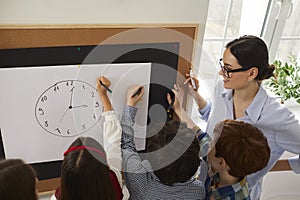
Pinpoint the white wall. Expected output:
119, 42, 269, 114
0, 0, 208, 25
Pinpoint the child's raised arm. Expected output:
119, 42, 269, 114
96, 76, 113, 112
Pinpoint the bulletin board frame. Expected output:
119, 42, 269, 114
0, 24, 198, 193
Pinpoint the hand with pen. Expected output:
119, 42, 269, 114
167, 84, 184, 114
167, 84, 196, 128
127, 85, 144, 107
184, 73, 199, 98
96, 76, 113, 112
184, 73, 207, 110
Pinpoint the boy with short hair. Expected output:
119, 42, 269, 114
121, 85, 206, 200
205, 119, 270, 200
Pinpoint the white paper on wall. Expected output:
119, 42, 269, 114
0, 63, 151, 163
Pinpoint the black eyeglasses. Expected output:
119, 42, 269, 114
219, 59, 253, 78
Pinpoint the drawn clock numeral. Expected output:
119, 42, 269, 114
55, 128, 61, 134
35, 80, 103, 137
41, 95, 47, 102
38, 108, 44, 115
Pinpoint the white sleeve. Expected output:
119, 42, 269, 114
50, 194, 57, 200
275, 111, 300, 174
102, 111, 122, 180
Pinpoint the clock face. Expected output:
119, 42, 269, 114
35, 80, 103, 137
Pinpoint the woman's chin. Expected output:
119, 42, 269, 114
222, 79, 231, 89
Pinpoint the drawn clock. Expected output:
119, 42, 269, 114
35, 80, 103, 137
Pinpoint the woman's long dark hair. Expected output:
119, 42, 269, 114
59, 137, 116, 200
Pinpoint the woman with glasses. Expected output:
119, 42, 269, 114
185, 35, 300, 200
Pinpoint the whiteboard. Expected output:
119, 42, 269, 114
0, 63, 151, 163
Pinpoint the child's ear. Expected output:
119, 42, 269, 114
219, 157, 227, 170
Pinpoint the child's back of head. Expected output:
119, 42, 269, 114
0, 159, 37, 200
212, 119, 270, 177
146, 120, 200, 185
60, 137, 117, 200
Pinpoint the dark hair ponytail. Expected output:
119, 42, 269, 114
226, 35, 275, 80
260, 64, 275, 80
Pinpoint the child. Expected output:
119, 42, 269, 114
0, 159, 38, 200
205, 120, 270, 200
120, 85, 206, 200
167, 85, 270, 200
52, 76, 128, 200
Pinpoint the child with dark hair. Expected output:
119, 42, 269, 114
121, 85, 205, 200
58, 137, 122, 200
168, 85, 270, 200
146, 120, 201, 187
52, 76, 128, 200
0, 159, 38, 200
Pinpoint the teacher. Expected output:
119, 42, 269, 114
185, 35, 300, 200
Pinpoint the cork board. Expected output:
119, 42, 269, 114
0, 25, 197, 193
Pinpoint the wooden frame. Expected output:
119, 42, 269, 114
0, 24, 198, 193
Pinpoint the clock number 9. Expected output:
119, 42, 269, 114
38, 108, 44, 115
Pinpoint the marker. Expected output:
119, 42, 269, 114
189, 69, 196, 90
100, 80, 112, 93
131, 87, 143, 98
166, 92, 175, 120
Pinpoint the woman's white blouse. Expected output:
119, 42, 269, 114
198, 80, 300, 200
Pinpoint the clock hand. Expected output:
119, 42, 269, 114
69, 86, 75, 107
60, 86, 75, 123
72, 104, 88, 109
60, 104, 88, 123
60, 107, 70, 123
